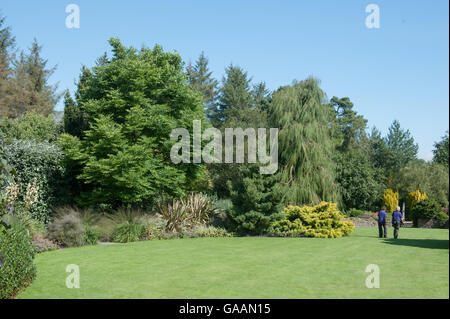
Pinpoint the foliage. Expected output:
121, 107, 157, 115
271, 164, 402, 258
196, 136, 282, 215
47, 212, 85, 247
59, 38, 207, 208
3, 139, 68, 223
158, 193, 216, 232
83, 226, 99, 245
329, 96, 368, 152
32, 234, 58, 253
270, 78, 340, 205
433, 131, 449, 168
335, 150, 384, 211
225, 165, 283, 235
345, 208, 365, 217
0, 223, 36, 299
270, 202, 354, 238
111, 222, 146, 243
371, 121, 418, 189
0, 111, 61, 143
1, 39, 59, 118
184, 193, 215, 225
397, 160, 449, 208
191, 224, 232, 238
186, 52, 218, 122
382, 189, 398, 213
411, 198, 447, 226
406, 190, 427, 213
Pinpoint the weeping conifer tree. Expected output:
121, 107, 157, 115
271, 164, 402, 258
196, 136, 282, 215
270, 77, 340, 205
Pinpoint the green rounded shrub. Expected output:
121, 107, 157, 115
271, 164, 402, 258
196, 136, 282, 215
0, 224, 37, 299
411, 198, 447, 227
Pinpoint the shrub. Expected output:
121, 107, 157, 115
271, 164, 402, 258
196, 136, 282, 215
383, 189, 399, 213
270, 202, 355, 238
0, 111, 61, 143
83, 226, 99, 245
184, 193, 215, 225
47, 212, 85, 247
192, 225, 232, 238
3, 140, 68, 223
411, 198, 447, 227
0, 224, 37, 299
346, 208, 365, 217
226, 167, 284, 235
158, 199, 188, 232
157, 194, 216, 232
406, 190, 427, 213
144, 216, 167, 240
32, 234, 58, 253
112, 222, 146, 243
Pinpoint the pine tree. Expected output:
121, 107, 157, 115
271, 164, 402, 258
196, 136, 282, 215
186, 52, 218, 123
216, 64, 253, 127
3, 39, 59, 118
270, 77, 340, 205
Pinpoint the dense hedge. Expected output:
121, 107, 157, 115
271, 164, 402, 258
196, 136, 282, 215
0, 224, 37, 299
270, 202, 354, 238
3, 140, 68, 223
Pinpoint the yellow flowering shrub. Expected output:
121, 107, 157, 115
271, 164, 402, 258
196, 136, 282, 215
382, 189, 398, 213
406, 190, 427, 212
270, 202, 354, 238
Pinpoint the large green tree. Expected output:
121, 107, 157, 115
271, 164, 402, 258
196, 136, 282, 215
270, 77, 340, 205
59, 38, 207, 208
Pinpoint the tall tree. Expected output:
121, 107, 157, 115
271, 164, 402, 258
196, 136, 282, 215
58, 38, 206, 207
216, 64, 253, 127
433, 131, 449, 167
270, 77, 340, 205
329, 96, 368, 152
0, 14, 15, 118
385, 120, 418, 169
2, 39, 59, 118
186, 52, 218, 123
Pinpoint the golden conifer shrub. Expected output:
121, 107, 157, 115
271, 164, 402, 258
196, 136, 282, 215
382, 189, 398, 213
406, 190, 427, 212
270, 202, 354, 238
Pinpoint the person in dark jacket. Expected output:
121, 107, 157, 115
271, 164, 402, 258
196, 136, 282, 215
392, 206, 404, 239
378, 206, 387, 238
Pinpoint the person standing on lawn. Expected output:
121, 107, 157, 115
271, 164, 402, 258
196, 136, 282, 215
392, 206, 404, 239
378, 206, 387, 238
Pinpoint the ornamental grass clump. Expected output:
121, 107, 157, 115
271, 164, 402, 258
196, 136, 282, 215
270, 202, 354, 238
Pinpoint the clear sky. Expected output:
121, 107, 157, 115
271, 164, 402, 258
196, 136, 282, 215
1, 0, 448, 160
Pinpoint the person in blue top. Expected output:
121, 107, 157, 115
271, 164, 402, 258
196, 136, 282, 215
378, 206, 387, 238
392, 206, 404, 239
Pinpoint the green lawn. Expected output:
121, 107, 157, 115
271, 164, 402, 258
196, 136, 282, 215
18, 227, 449, 299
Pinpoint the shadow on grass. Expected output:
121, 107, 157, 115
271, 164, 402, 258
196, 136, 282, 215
383, 238, 449, 250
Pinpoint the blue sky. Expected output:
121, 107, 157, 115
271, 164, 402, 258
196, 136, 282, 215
1, 0, 448, 160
